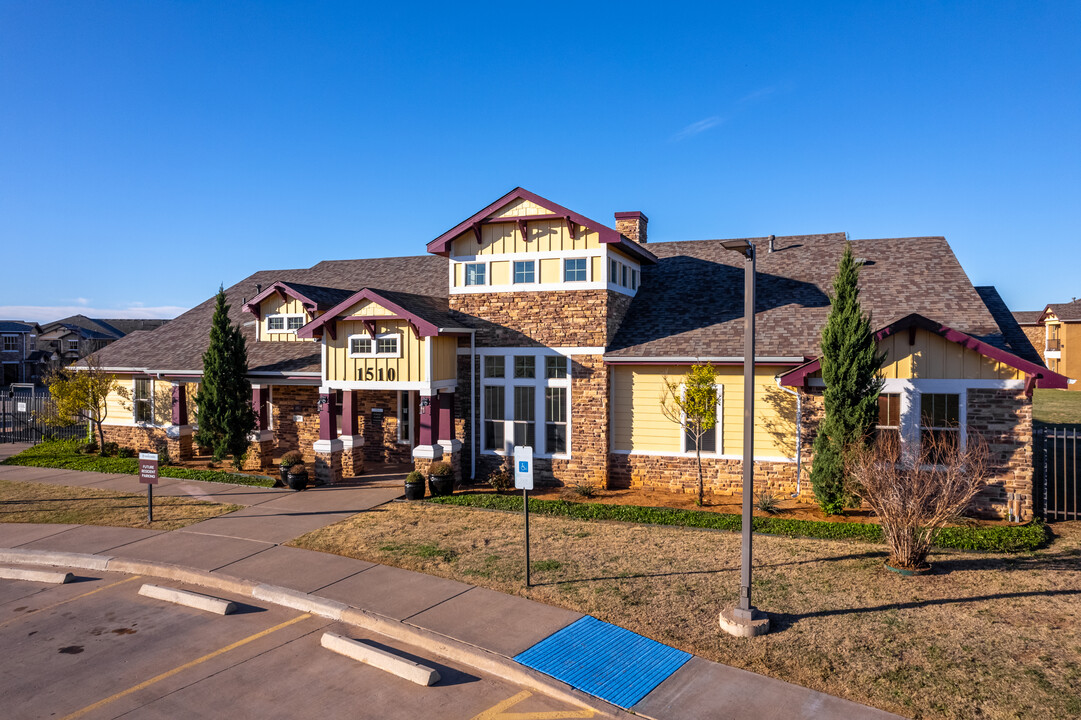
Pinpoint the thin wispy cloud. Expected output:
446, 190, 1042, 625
671, 115, 725, 142
736, 86, 777, 106
0, 304, 187, 323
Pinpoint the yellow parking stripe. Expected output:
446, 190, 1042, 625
470, 690, 596, 719
0, 575, 142, 629
59, 612, 313, 720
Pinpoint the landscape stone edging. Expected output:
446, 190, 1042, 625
0, 547, 636, 720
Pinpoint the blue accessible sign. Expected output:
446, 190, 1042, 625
514, 446, 533, 490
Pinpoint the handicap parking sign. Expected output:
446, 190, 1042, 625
513, 446, 533, 490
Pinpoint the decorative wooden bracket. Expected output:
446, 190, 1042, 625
564, 216, 576, 241
909, 326, 917, 346
362, 319, 378, 338
471, 222, 482, 244
517, 218, 529, 243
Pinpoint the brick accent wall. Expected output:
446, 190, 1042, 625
355, 390, 412, 464
967, 389, 1034, 520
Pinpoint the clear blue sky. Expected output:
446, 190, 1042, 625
2, 1, 1078, 322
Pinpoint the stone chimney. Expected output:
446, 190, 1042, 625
614, 211, 648, 244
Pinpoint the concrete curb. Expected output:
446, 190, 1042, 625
321, 632, 440, 686
1, 547, 635, 720
0, 566, 74, 584
0, 548, 110, 572
139, 583, 237, 615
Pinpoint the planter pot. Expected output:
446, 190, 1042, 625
404, 481, 426, 500
276, 466, 289, 488
884, 562, 932, 577
286, 469, 309, 492
429, 475, 454, 497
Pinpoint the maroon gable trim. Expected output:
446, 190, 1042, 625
778, 313, 1069, 390
425, 187, 657, 264
242, 282, 322, 320
296, 288, 441, 340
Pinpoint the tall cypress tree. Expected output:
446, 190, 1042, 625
811, 244, 885, 515
195, 286, 256, 467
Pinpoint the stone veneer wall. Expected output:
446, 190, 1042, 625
101, 425, 193, 463
966, 389, 1034, 520
450, 289, 619, 348
270, 385, 320, 465
609, 454, 801, 497
355, 390, 412, 464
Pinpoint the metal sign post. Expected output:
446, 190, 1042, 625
514, 446, 534, 587
139, 452, 159, 523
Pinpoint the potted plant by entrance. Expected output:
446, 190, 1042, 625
404, 470, 426, 500
428, 461, 454, 497
280, 451, 309, 491
278, 451, 303, 488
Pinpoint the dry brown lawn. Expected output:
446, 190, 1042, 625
0, 479, 240, 531
293, 502, 1081, 720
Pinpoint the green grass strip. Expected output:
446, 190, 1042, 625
2, 440, 275, 487
428, 493, 1050, 553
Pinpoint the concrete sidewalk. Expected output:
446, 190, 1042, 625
0, 460, 903, 719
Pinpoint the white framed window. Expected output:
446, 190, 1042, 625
347, 332, 401, 358
679, 385, 723, 455
631, 269, 638, 290
513, 260, 535, 284
2, 335, 17, 352
398, 390, 413, 445
67, 339, 79, 352
267, 314, 305, 333
480, 352, 571, 458
134, 377, 153, 424
609, 259, 619, 283
920, 392, 961, 463
564, 258, 588, 282
876, 393, 901, 444
465, 263, 487, 286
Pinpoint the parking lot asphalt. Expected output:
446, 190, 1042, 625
0, 572, 594, 720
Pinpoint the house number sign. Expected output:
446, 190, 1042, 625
356, 367, 397, 382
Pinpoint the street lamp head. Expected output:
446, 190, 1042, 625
720, 239, 754, 259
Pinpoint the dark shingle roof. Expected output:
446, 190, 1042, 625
1012, 311, 1044, 325
89, 255, 449, 374
0, 321, 38, 333
98, 318, 171, 335
975, 287, 1044, 366
607, 234, 1006, 359
1047, 299, 1081, 322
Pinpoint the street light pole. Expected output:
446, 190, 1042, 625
719, 238, 770, 637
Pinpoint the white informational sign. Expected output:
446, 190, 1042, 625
16, 402, 26, 413
514, 446, 534, 490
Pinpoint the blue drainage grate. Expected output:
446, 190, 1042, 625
514, 615, 692, 709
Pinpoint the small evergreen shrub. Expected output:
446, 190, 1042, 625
572, 482, 597, 498
405, 470, 425, 485
117, 447, 135, 458
755, 491, 781, 514
279, 451, 304, 469
429, 461, 453, 477
101, 441, 119, 456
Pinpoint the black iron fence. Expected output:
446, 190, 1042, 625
0, 392, 88, 444
1037, 426, 1079, 522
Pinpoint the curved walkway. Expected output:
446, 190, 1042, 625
0, 455, 902, 720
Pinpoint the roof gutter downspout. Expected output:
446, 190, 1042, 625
775, 375, 802, 498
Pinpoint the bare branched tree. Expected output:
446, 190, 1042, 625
847, 432, 989, 570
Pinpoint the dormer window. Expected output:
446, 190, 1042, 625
267, 314, 305, 333
348, 332, 401, 358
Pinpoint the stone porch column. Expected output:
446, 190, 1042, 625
314, 389, 343, 485
340, 389, 365, 477
436, 390, 462, 483
412, 392, 443, 475
166, 382, 193, 461
244, 385, 275, 471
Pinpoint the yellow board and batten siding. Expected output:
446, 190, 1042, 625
325, 320, 425, 383
611, 365, 798, 458
878, 327, 1025, 380
449, 221, 601, 258
259, 296, 314, 342
101, 375, 177, 427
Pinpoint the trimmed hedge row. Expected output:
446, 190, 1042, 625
2, 441, 275, 488
428, 493, 1050, 553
